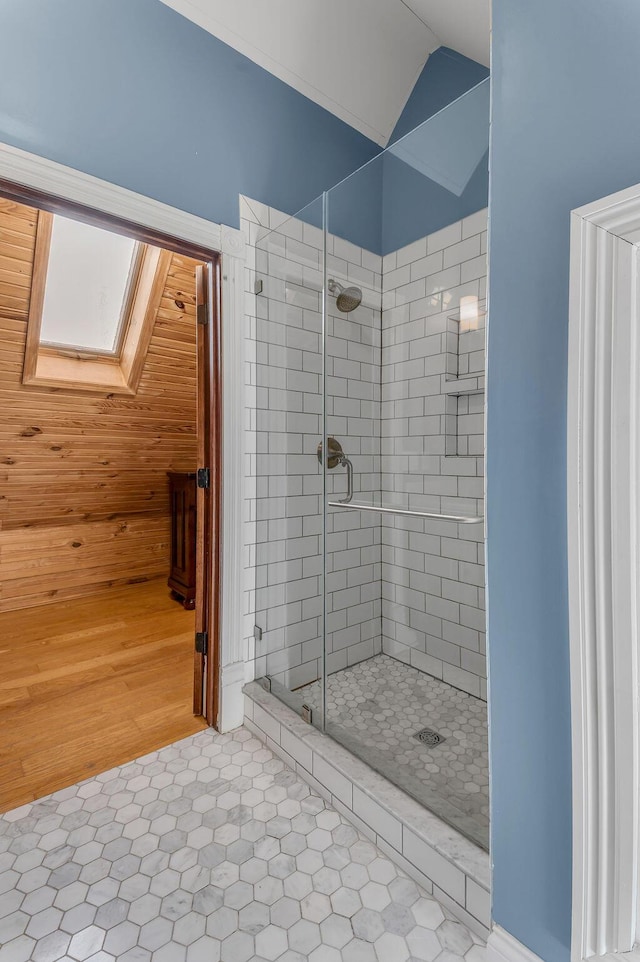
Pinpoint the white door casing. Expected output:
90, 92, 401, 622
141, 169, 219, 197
0, 141, 247, 732
486, 181, 640, 962
568, 181, 640, 961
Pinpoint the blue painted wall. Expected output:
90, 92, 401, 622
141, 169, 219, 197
0, 3, 490, 256
381, 48, 489, 254
390, 46, 489, 145
324, 48, 490, 256
301, 47, 491, 255
488, 2, 640, 959
0, 0, 378, 228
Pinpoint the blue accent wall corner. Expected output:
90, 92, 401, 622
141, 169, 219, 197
488, 1, 640, 960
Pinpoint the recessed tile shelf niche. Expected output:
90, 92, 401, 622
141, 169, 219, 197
443, 307, 486, 458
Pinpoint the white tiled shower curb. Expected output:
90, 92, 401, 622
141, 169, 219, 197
243, 680, 491, 939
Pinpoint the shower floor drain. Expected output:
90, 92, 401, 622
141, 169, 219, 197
413, 727, 445, 746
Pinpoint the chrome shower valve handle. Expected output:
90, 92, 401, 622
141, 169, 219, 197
316, 437, 354, 504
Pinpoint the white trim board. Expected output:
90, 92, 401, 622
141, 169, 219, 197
487, 926, 544, 962
568, 180, 640, 960
0, 141, 247, 733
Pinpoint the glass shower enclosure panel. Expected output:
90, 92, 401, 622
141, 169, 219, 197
252, 78, 490, 850
296, 181, 385, 745
319, 81, 490, 849
251, 197, 327, 724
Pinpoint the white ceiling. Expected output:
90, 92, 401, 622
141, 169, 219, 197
402, 0, 490, 73
158, 0, 490, 146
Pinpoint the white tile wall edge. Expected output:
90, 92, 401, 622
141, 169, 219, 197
486, 926, 544, 962
218, 223, 248, 732
244, 679, 491, 938
0, 141, 247, 735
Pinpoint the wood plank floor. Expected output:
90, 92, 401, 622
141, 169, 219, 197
0, 577, 207, 812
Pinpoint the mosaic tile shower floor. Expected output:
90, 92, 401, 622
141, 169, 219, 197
299, 655, 489, 850
0, 728, 486, 962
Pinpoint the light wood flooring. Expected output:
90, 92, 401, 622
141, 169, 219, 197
0, 577, 207, 812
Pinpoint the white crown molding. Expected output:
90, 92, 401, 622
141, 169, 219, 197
0, 141, 246, 733
568, 183, 640, 959
487, 926, 544, 962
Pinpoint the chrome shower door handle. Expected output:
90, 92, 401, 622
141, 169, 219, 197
338, 456, 353, 504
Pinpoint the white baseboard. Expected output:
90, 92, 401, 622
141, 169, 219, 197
488, 924, 640, 962
218, 661, 246, 732
487, 926, 544, 962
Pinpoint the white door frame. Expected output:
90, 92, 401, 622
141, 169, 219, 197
0, 141, 247, 733
567, 181, 640, 961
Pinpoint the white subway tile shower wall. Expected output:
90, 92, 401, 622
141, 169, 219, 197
378, 209, 487, 698
241, 198, 383, 692
324, 240, 383, 677
242, 197, 487, 701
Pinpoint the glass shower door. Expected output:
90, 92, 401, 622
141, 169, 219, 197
294, 182, 385, 744
250, 196, 327, 727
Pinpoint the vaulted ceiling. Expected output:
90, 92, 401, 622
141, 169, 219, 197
158, 0, 490, 146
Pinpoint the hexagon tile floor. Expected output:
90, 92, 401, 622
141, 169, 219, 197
0, 728, 487, 962
299, 655, 489, 850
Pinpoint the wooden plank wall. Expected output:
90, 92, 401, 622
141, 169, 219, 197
0, 198, 199, 611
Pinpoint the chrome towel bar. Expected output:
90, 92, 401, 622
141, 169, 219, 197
327, 501, 483, 524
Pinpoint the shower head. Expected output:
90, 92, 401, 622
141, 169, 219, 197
328, 279, 362, 313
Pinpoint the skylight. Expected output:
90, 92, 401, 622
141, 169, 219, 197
39, 215, 139, 353
24, 209, 173, 395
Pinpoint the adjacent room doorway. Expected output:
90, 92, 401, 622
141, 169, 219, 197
0, 181, 222, 810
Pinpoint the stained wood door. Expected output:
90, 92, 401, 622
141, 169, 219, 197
194, 261, 221, 725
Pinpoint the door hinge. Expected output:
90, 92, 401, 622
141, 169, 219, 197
195, 631, 208, 656
197, 467, 210, 489
197, 303, 208, 325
